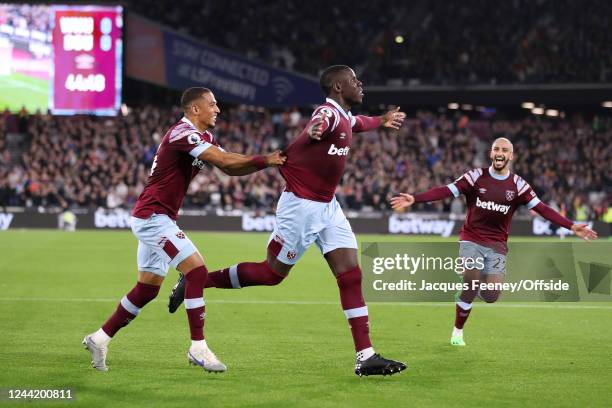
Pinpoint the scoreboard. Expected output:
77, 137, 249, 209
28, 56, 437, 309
0, 4, 123, 116
51, 6, 122, 115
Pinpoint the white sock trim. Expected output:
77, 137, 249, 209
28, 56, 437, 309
357, 347, 375, 361
344, 306, 368, 319
453, 327, 463, 337
191, 339, 207, 349
185, 297, 205, 309
92, 328, 112, 344
120, 296, 140, 315
229, 264, 241, 289
456, 300, 472, 310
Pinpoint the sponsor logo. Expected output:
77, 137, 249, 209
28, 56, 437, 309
241, 214, 275, 232
176, 231, 185, 239
475, 197, 511, 214
94, 209, 132, 228
388, 215, 456, 237
0, 213, 14, 230
506, 190, 515, 201
286, 250, 297, 260
327, 143, 350, 156
479, 188, 487, 194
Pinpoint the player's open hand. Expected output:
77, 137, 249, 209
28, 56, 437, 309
380, 107, 406, 130
308, 113, 327, 140
265, 150, 287, 167
571, 223, 598, 241
390, 193, 415, 211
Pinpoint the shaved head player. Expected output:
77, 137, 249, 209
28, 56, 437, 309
391, 137, 597, 346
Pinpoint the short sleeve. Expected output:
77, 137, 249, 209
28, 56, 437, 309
514, 175, 540, 209
448, 169, 482, 197
311, 105, 339, 133
168, 123, 213, 157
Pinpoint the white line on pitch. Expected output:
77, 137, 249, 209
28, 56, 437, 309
0, 297, 610, 309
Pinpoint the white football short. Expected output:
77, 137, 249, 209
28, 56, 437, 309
268, 191, 358, 265
131, 214, 197, 277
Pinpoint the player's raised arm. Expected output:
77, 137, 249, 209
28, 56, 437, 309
199, 146, 286, 176
353, 107, 406, 133
531, 201, 598, 241
390, 185, 456, 211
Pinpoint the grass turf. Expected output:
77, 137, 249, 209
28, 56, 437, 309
0, 230, 610, 407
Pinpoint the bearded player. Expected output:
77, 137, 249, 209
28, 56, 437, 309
390, 137, 598, 346
82, 87, 285, 372
168, 65, 407, 376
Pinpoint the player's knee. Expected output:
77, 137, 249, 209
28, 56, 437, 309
263, 261, 286, 286
336, 266, 362, 287
481, 290, 500, 303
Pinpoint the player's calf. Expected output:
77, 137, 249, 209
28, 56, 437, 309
83, 281, 160, 370
169, 260, 286, 313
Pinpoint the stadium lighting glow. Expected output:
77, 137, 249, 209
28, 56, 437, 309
448, 103, 459, 109
394, 35, 404, 44
602, 101, 612, 108
531, 107, 544, 115
545, 109, 559, 117
461, 104, 473, 110
521, 102, 535, 109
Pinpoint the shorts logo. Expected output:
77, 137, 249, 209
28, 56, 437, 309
176, 231, 185, 239
158, 236, 168, 247
286, 250, 297, 260
506, 190, 515, 201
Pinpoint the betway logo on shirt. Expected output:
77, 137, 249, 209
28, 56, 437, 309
327, 144, 350, 156
476, 197, 510, 214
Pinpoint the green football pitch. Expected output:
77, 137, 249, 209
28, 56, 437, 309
0, 72, 48, 113
0, 230, 610, 407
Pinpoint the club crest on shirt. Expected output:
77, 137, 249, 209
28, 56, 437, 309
506, 190, 515, 201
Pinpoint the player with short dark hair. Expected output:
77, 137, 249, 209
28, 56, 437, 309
390, 137, 597, 346
168, 66, 408, 376
82, 87, 285, 372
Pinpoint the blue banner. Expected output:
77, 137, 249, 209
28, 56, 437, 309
162, 31, 322, 106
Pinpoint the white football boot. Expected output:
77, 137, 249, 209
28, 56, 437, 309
187, 345, 227, 373
82, 334, 109, 371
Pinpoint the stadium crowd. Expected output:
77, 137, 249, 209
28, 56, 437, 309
0, 105, 609, 221
126, 0, 611, 85
367, 0, 612, 85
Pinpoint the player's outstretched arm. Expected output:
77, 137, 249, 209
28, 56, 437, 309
532, 202, 598, 241
390, 185, 456, 211
199, 146, 286, 176
353, 107, 406, 133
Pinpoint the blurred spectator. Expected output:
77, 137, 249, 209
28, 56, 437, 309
124, 0, 612, 85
